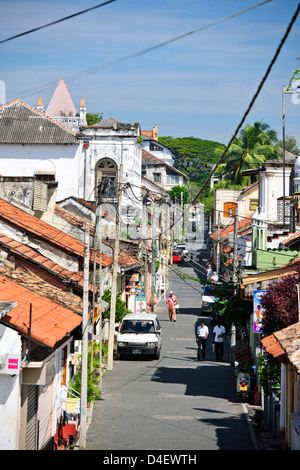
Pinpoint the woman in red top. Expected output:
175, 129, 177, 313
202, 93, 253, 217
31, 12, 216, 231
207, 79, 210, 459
167, 292, 178, 322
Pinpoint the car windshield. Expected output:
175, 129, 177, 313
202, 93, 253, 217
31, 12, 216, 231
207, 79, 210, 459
120, 320, 155, 334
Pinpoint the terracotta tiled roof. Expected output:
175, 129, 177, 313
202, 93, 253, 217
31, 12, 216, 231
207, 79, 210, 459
280, 232, 300, 246
210, 215, 253, 241
0, 198, 113, 268
0, 273, 82, 348
54, 204, 95, 235
0, 233, 95, 293
141, 130, 154, 139
274, 323, 300, 373
262, 322, 300, 372
261, 334, 287, 364
142, 149, 187, 178
0, 264, 83, 314
241, 259, 300, 286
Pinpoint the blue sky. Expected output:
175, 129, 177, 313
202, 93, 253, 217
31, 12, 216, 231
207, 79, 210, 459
1, 0, 300, 148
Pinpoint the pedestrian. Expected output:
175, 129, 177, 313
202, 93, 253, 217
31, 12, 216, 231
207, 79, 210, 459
166, 292, 177, 322
211, 271, 219, 283
170, 291, 179, 321
196, 320, 209, 360
206, 264, 213, 282
212, 320, 226, 361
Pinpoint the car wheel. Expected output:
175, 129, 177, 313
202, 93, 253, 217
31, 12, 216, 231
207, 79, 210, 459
154, 349, 160, 360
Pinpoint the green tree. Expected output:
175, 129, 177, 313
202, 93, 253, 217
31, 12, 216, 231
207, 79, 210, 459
86, 112, 103, 126
278, 135, 300, 155
102, 289, 132, 323
261, 265, 300, 337
215, 121, 280, 186
158, 136, 224, 183
168, 185, 190, 204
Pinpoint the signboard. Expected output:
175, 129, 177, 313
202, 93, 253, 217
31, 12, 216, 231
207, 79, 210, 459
135, 296, 147, 314
253, 290, 268, 333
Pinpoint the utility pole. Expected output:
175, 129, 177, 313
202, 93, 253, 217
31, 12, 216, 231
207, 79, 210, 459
232, 211, 238, 284
230, 211, 238, 365
79, 226, 89, 449
94, 173, 103, 391
151, 203, 156, 312
107, 164, 123, 370
216, 210, 221, 275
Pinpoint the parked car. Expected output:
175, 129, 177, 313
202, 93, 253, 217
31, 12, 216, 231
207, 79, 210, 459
200, 284, 220, 314
172, 251, 182, 263
117, 313, 162, 360
176, 243, 188, 255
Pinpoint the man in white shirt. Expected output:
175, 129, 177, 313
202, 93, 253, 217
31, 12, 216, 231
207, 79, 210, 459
213, 320, 226, 361
196, 320, 209, 360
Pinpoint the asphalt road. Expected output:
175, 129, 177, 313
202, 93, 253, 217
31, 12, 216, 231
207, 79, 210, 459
86, 229, 255, 452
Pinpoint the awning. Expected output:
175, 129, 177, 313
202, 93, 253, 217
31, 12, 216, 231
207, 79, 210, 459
241, 264, 299, 286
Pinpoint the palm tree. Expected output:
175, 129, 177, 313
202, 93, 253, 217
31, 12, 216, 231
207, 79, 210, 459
215, 121, 280, 186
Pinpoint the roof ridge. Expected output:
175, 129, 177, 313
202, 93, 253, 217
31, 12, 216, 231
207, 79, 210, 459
0, 98, 77, 136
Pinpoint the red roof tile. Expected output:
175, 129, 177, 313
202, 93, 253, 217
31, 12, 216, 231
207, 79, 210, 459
210, 215, 253, 241
261, 334, 287, 364
0, 198, 113, 268
0, 233, 95, 291
0, 275, 82, 348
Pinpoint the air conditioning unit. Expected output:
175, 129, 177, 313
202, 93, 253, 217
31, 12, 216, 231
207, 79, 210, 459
0, 353, 21, 374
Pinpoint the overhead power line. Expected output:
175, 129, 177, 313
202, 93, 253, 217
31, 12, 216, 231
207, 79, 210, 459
7, 0, 272, 101
0, 0, 117, 45
192, 2, 300, 205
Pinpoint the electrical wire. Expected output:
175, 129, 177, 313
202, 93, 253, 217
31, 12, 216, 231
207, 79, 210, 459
191, 2, 300, 204
0, 0, 117, 45
6, 0, 272, 101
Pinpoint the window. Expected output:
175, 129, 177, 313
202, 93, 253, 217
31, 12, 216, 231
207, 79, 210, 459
223, 202, 237, 217
167, 174, 179, 185
249, 199, 258, 211
95, 158, 118, 198
150, 142, 163, 152
153, 173, 161, 183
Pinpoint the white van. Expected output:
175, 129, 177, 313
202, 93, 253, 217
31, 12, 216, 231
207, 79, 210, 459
117, 313, 162, 360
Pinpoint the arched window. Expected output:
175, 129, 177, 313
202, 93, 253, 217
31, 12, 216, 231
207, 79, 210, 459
95, 158, 118, 198
223, 202, 237, 217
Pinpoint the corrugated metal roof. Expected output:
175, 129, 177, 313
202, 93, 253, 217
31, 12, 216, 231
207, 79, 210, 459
0, 99, 77, 144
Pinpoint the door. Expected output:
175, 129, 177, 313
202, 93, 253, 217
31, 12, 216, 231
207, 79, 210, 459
25, 385, 38, 450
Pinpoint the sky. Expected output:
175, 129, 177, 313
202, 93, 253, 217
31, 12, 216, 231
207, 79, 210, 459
1, 0, 300, 149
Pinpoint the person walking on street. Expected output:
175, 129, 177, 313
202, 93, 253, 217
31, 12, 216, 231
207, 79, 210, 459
167, 292, 178, 322
206, 264, 213, 282
213, 319, 226, 361
196, 320, 209, 360
211, 271, 219, 283
170, 291, 179, 321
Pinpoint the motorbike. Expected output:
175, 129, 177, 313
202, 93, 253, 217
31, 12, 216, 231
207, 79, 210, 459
235, 362, 251, 403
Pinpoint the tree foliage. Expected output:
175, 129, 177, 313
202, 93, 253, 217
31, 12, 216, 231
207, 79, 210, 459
168, 185, 190, 204
278, 135, 300, 156
261, 265, 300, 337
158, 136, 225, 183
215, 121, 281, 185
212, 282, 253, 335
86, 112, 103, 126
102, 289, 132, 323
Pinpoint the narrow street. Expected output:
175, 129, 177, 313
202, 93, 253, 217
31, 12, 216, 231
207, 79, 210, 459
86, 228, 255, 452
